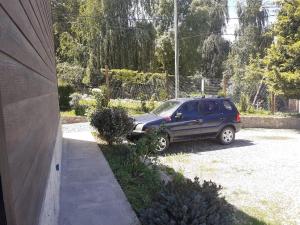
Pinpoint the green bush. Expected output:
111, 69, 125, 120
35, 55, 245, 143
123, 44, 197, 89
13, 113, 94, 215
239, 93, 250, 112
90, 107, 134, 145
139, 178, 233, 225
92, 86, 109, 109
69, 93, 82, 115
57, 62, 85, 90
58, 85, 74, 111
126, 130, 160, 176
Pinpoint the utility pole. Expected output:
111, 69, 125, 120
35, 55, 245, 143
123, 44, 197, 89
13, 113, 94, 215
174, 0, 179, 98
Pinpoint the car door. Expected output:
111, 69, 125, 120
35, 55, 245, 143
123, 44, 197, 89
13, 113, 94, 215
199, 100, 224, 134
167, 101, 203, 138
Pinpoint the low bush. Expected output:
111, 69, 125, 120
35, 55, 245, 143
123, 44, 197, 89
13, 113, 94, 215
92, 86, 109, 109
125, 130, 160, 176
101, 144, 163, 211
58, 85, 74, 111
90, 107, 134, 145
139, 177, 234, 225
69, 93, 85, 116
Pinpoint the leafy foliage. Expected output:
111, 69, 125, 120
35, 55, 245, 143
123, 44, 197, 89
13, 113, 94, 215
102, 143, 163, 211
69, 93, 85, 115
90, 107, 134, 145
263, 0, 300, 98
92, 86, 110, 109
57, 62, 85, 89
225, 0, 273, 103
52, 0, 230, 88
58, 85, 74, 111
139, 177, 234, 225
109, 69, 169, 100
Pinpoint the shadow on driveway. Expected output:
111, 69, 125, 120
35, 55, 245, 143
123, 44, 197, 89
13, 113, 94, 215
165, 139, 255, 155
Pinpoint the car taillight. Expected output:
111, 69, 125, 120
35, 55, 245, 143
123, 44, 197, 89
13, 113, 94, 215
236, 113, 241, 122
163, 116, 172, 122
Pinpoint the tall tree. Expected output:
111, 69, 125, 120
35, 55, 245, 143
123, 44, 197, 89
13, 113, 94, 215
154, 0, 229, 79
264, 0, 300, 98
225, 0, 273, 102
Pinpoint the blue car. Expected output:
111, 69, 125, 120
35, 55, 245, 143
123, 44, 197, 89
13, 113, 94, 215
128, 97, 241, 152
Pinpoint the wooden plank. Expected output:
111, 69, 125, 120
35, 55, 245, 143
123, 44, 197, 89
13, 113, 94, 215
0, 0, 59, 224
1, 0, 55, 72
19, 0, 55, 65
39, 0, 52, 36
40, 0, 55, 58
29, 0, 52, 49
3, 93, 59, 225
0, 94, 17, 225
0, 53, 57, 106
39, 0, 55, 58
21, 0, 56, 66
0, 7, 55, 82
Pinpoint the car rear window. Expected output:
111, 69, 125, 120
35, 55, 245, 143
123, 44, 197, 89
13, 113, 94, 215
223, 100, 233, 111
199, 100, 219, 115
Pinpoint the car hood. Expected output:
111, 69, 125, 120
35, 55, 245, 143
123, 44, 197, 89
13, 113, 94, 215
133, 113, 162, 124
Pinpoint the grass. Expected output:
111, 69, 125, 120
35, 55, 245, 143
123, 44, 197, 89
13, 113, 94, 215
60, 110, 76, 117
100, 142, 163, 211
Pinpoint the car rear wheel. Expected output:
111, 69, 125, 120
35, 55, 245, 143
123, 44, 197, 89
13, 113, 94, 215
156, 134, 170, 152
219, 127, 235, 145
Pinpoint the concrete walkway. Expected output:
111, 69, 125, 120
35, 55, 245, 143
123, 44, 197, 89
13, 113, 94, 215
59, 128, 139, 225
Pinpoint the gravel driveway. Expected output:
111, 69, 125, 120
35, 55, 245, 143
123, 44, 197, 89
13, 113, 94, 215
159, 129, 300, 225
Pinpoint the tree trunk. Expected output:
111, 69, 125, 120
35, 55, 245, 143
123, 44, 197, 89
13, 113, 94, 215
252, 78, 264, 107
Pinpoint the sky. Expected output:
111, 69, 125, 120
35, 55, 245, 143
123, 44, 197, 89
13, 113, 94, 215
224, 0, 279, 42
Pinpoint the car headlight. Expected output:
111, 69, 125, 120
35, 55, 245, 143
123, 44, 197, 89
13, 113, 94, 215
135, 123, 144, 131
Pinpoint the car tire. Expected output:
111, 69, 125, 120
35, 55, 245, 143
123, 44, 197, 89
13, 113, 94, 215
219, 126, 235, 145
156, 133, 170, 152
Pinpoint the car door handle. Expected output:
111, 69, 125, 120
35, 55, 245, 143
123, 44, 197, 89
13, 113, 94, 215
193, 119, 203, 124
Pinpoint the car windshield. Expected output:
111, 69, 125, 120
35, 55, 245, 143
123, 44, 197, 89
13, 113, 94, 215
152, 100, 181, 117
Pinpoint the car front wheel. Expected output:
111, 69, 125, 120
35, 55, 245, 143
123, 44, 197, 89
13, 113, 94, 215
156, 134, 170, 152
219, 127, 235, 145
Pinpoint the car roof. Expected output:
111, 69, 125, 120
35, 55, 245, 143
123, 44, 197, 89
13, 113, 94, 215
169, 96, 231, 103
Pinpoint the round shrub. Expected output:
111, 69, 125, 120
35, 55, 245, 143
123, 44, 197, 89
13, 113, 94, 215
90, 107, 134, 145
139, 178, 234, 225
92, 86, 109, 109
58, 85, 74, 111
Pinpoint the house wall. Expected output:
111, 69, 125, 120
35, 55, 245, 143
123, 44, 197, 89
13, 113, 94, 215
0, 0, 60, 225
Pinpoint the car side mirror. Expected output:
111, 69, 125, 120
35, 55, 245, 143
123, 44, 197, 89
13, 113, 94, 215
175, 112, 183, 119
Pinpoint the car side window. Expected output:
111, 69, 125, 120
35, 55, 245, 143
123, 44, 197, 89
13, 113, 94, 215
223, 100, 233, 111
178, 101, 199, 118
202, 101, 219, 115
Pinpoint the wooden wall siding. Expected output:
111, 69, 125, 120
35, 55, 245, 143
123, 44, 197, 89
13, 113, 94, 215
0, 0, 59, 225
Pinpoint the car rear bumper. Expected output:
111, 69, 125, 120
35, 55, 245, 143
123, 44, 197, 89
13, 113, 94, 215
235, 122, 241, 132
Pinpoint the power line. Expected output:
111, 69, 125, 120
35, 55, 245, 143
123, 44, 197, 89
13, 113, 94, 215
55, 13, 277, 23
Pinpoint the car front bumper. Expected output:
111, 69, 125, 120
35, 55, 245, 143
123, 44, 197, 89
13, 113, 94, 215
127, 130, 146, 141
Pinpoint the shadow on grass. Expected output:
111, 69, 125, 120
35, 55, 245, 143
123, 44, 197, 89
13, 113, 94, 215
165, 138, 255, 155
99, 141, 268, 225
